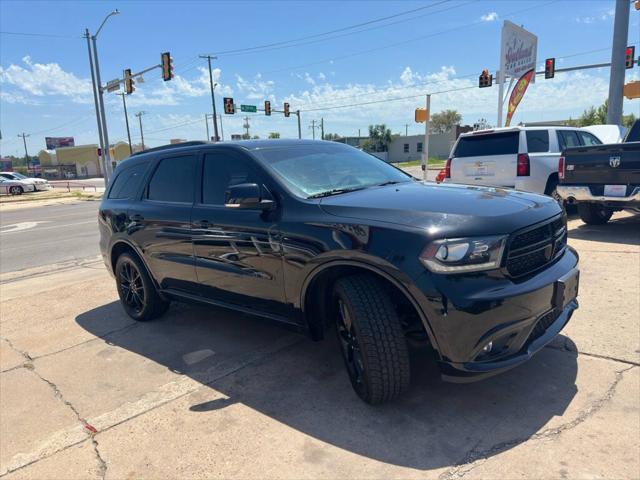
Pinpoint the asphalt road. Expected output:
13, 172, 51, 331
0, 202, 100, 274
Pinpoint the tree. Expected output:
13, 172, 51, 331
571, 99, 636, 128
430, 109, 462, 134
268, 132, 280, 139
323, 133, 340, 141
363, 124, 393, 152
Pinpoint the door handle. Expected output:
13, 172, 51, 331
131, 214, 144, 222
195, 220, 211, 228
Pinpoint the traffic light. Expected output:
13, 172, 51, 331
264, 100, 271, 116
223, 97, 235, 114
161, 52, 174, 81
625, 46, 635, 69
124, 68, 135, 94
284, 102, 290, 117
545, 58, 555, 79
479, 69, 492, 88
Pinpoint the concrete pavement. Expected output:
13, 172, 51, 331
0, 212, 638, 479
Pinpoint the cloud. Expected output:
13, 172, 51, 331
576, 7, 614, 24
480, 12, 498, 22
235, 73, 275, 101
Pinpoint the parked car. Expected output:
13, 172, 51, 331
442, 126, 602, 201
99, 140, 579, 404
557, 120, 640, 224
0, 177, 36, 195
0, 172, 52, 191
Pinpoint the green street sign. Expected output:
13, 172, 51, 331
240, 104, 257, 113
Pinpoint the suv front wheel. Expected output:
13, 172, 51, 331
115, 252, 169, 321
333, 274, 411, 405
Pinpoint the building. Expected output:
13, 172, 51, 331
38, 142, 132, 179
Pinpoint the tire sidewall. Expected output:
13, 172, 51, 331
115, 253, 156, 321
10, 186, 23, 195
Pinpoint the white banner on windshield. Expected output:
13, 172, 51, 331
500, 20, 538, 83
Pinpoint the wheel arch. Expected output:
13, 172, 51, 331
300, 260, 440, 351
109, 240, 163, 293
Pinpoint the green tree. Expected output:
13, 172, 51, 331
363, 124, 393, 152
430, 109, 462, 134
268, 132, 280, 139
572, 99, 636, 128
323, 133, 340, 141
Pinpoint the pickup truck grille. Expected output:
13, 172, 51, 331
506, 216, 566, 278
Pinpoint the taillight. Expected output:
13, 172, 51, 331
558, 156, 565, 180
444, 158, 452, 178
517, 153, 530, 176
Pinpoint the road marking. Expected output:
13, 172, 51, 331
0, 220, 95, 235
0, 221, 50, 234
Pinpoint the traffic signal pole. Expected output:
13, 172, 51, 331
85, 29, 108, 186
607, 0, 630, 124
200, 55, 220, 142
422, 94, 430, 182
117, 93, 133, 154
296, 110, 302, 139
92, 35, 113, 180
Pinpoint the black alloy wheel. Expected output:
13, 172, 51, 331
115, 252, 169, 321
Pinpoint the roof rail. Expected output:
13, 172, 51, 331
130, 141, 208, 157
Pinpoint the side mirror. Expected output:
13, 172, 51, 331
225, 183, 275, 210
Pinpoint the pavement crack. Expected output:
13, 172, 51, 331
439, 364, 637, 479
1, 336, 33, 363
546, 338, 640, 366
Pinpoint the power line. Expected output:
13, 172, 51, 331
0, 30, 80, 39
210, 1, 452, 56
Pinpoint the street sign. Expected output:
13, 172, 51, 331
415, 108, 429, 123
106, 79, 120, 93
240, 104, 257, 113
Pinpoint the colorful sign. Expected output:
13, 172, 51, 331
505, 69, 534, 127
500, 21, 537, 83
45, 137, 75, 150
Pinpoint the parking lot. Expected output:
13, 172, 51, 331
0, 209, 638, 479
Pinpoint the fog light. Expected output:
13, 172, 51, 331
482, 342, 493, 353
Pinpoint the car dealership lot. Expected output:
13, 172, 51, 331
0, 212, 638, 479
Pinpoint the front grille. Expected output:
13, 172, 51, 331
506, 216, 566, 278
528, 309, 560, 342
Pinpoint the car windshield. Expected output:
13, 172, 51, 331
254, 143, 412, 198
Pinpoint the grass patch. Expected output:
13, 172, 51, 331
395, 158, 445, 168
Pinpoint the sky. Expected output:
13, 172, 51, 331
1, 0, 639, 157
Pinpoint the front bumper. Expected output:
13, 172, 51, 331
411, 246, 579, 382
557, 185, 640, 205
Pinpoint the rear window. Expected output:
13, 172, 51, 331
108, 163, 148, 199
558, 130, 581, 151
454, 132, 519, 157
147, 155, 197, 203
525, 130, 549, 153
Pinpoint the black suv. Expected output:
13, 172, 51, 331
99, 140, 579, 404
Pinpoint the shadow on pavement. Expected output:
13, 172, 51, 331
569, 213, 640, 246
77, 300, 578, 470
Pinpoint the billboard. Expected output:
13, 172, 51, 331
45, 137, 75, 150
500, 21, 537, 82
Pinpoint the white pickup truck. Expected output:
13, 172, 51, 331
442, 126, 603, 199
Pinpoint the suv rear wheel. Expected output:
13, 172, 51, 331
115, 252, 169, 321
333, 274, 410, 405
577, 203, 613, 225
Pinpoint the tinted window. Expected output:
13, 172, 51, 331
525, 130, 549, 153
254, 143, 411, 198
108, 163, 148, 199
417, 142, 423, 152
558, 130, 580, 151
625, 120, 640, 142
577, 131, 602, 146
147, 155, 196, 203
0, 174, 12, 179
202, 153, 258, 205
453, 132, 519, 157
403, 144, 409, 153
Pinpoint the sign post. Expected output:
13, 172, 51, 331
498, 21, 537, 127
422, 94, 431, 182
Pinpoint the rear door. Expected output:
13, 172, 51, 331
126, 153, 199, 293
449, 130, 520, 187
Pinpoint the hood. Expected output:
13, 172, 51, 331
319, 181, 561, 237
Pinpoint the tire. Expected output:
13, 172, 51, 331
333, 274, 411, 405
115, 252, 169, 321
9, 186, 23, 195
577, 203, 613, 225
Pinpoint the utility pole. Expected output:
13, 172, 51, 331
422, 94, 431, 182
18, 133, 30, 174
205, 114, 210, 141
607, 0, 631, 125
116, 93, 133, 154
135, 112, 146, 150
296, 110, 302, 139
85, 29, 107, 184
218, 114, 224, 141
320, 118, 324, 140
309, 120, 320, 140
243, 116, 250, 138
200, 55, 219, 142
404, 124, 409, 136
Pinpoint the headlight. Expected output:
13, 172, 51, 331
420, 235, 507, 273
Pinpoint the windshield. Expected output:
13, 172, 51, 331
254, 143, 412, 198
11, 173, 28, 180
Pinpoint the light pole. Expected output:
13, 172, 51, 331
86, 9, 119, 185
18, 133, 30, 174
200, 55, 219, 142
117, 93, 133, 154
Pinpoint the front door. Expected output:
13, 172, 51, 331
191, 150, 287, 316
